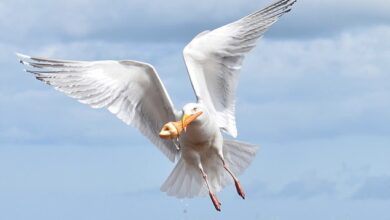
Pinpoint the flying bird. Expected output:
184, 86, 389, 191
17, 0, 296, 211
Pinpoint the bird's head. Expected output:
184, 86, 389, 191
182, 102, 206, 123
159, 103, 204, 140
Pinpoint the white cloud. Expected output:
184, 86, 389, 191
236, 26, 390, 141
2, 0, 390, 44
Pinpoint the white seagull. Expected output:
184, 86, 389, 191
17, 0, 296, 211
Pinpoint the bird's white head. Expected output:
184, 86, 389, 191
182, 102, 206, 123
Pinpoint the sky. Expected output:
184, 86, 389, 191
0, 0, 390, 219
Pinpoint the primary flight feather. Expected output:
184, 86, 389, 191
17, 0, 296, 211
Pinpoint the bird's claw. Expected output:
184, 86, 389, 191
209, 192, 221, 211
234, 180, 246, 199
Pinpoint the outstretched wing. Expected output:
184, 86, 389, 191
17, 53, 179, 162
183, 0, 296, 137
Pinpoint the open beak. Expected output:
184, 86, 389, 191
159, 111, 203, 140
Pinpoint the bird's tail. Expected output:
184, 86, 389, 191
160, 139, 258, 198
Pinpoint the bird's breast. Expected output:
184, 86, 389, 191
179, 117, 218, 150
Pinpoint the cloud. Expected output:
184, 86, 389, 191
352, 176, 390, 200
2, 0, 390, 45
0, 0, 278, 44
249, 175, 337, 199
236, 25, 390, 142
273, 178, 336, 199
271, 0, 390, 38
0, 89, 138, 146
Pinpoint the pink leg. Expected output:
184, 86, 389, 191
221, 158, 246, 199
199, 168, 221, 211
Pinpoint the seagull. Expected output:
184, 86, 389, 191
17, 0, 296, 211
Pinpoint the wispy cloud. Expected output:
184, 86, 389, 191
249, 175, 337, 199
237, 26, 390, 142
2, 0, 390, 45
272, 178, 337, 199
352, 175, 390, 200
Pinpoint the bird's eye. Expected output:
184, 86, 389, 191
192, 107, 198, 112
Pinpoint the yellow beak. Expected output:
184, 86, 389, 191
181, 111, 203, 129
181, 114, 190, 130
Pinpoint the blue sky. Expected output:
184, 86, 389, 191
1, 0, 390, 219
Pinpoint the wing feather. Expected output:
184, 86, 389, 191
17, 53, 179, 162
183, 0, 296, 137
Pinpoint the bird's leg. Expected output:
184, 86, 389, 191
219, 155, 246, 199
199, 166, 221, 211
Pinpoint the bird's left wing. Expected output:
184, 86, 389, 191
17, 53, 180, 162
183, 0, 296, 137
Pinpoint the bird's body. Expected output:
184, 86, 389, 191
180, 104, 223, 178
181, 104, 220, 153
17, 0, 296, 211
160, 103, 254, 210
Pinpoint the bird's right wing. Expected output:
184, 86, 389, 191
183, 0, 296, 137
17, 53, 180, 162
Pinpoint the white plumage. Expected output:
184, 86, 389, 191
17, 55, 180, 162
184, 0, 296, 138
17, 0, 296, 211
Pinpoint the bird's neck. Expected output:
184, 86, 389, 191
182, 116, 217, 144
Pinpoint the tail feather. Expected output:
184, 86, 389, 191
161, 158, 207, 198
160, 139, 258, 198
223, 139, 258, 176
